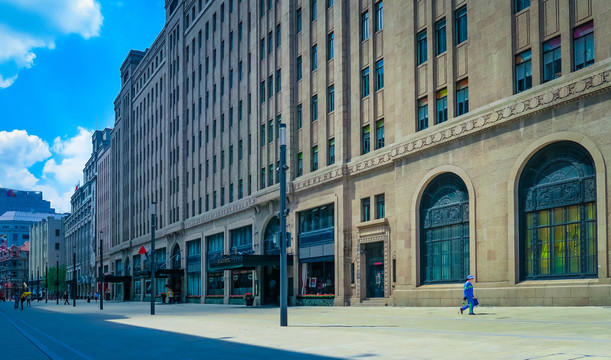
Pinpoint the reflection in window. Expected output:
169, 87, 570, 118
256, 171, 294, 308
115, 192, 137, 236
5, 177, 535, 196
520, 142, 597, 280
573, 21, 594, 71
543, 37, 561, 82
515, 49, 532, 93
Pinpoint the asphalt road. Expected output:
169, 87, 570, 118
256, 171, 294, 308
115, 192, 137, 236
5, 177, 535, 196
1, 300, 610, 360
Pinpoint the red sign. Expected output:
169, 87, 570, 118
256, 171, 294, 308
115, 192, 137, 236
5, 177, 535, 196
138, 246, 147, 255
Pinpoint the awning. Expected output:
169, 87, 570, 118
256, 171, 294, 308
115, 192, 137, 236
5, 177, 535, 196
102, 275, 131, 283
156, 269, 184, 278
208, 254, 293, 272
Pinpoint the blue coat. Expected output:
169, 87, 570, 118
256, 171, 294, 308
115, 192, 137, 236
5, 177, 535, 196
464, 281, 474, 298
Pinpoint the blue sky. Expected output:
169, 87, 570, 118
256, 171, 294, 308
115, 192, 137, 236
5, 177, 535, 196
0, 0, 165, 212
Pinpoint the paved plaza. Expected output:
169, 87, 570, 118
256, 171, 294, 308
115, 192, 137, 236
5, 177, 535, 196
1, 300, 610, 360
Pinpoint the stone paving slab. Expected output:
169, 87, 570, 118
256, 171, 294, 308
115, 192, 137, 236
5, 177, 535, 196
1, 300, 610, 359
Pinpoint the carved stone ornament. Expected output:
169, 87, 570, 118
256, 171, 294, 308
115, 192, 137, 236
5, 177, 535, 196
289, 65, 610, 194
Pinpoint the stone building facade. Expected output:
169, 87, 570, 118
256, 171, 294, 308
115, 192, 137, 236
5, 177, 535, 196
65, 129, 111, 298
28, 214, 67, 295
108, 0, 611, 306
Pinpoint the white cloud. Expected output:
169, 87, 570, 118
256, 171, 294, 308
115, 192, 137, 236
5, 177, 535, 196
43, 127, 92, 185
0, 128, 93, 213
0, 0, 103, 88
0, 74, 18, 88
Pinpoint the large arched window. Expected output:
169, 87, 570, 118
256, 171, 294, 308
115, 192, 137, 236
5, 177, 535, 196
420, 173, 470, 284
172, 245, 181, 269
519, 141, 597, 280
263, 216, 280, 255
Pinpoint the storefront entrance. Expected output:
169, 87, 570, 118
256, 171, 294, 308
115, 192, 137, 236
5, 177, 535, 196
263, 266, 280, 305
366, 242, 384, 298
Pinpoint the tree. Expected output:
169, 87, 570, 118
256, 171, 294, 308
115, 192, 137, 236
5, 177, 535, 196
46, 265, 67, 294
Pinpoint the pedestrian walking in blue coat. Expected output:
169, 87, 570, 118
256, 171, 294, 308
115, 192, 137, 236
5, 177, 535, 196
460, 275, 476, 315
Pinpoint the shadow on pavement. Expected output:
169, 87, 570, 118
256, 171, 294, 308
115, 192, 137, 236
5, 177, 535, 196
1, 303, 342, 360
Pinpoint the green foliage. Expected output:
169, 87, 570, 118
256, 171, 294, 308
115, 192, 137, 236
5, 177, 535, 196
45, 265, 68, 293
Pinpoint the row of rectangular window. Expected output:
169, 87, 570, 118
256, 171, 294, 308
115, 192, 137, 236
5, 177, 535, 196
417, 7, 466, 66
361, 59, 384, 97
360, 1, 384, 41
361, 194, 386, 222
516, 21, 594, 94
295, 138, 335, 177
295, 0, 339, 33
417, 80, 469, 131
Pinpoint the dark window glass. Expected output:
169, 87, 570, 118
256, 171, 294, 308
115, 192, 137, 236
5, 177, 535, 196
456, 78, 469, 116
542, 37, 561, 82
311, 95, 318, 122
361, 198, 371, 222
418, 97, 428, 131
375, 194, 385, 219
515, 0, 530, 13
297, 104, 303, 129
327, 85, 335, 112
296, 8, 302, 33
417, 30, 427, 65
297, 152, 303, 176
362, 125, 370, 154
455, 7, 467, 45
516, 49, 532, 93
361, 11, 369, 41
311, 145, 318, 171
435, 19, 446, 55
375, 59, 384, 90
436, 89, 448, 124
361, 67, 370, 97
375, 1, 383, 31
311, 44, 318, 71
296, 56, 303, 80
376, 119, 384, 149
327, 32, 334, 60
573, 21, 594, 71
328, 138, 335, 165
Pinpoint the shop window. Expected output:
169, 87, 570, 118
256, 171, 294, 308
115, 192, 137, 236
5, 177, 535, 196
300, 261, 334, 295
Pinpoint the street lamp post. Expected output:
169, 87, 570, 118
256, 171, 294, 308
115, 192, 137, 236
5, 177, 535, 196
45, 264, 48, 303
100, 231, 103, 311
72, 246, 76, 307
279, 123, 288, 327
56, 256, 59, 305
150, 202, 156, 315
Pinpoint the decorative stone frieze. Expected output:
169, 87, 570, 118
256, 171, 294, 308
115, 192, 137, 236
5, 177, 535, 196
291, 64, 611, 194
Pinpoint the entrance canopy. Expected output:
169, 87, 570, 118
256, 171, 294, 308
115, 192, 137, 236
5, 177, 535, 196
103, 275, 131, 283
208, 254, 293, 271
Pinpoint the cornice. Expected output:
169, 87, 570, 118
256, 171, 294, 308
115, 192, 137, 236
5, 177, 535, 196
182, 197, 257, 229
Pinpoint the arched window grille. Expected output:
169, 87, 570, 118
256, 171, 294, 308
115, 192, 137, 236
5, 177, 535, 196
519, 142, 597, 280
420, 173, 469, 284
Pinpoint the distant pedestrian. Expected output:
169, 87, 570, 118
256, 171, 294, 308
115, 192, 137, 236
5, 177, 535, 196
26, 293, 31, 307
63, 291, 70, 305
168, 289, 174, 304
94, 292, 99, 303
460, 275, 477, 315
14, 294, 19, 309
20, 293, 25, 310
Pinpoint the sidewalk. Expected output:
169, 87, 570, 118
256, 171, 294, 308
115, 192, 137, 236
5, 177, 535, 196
2, 301, 611, 359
